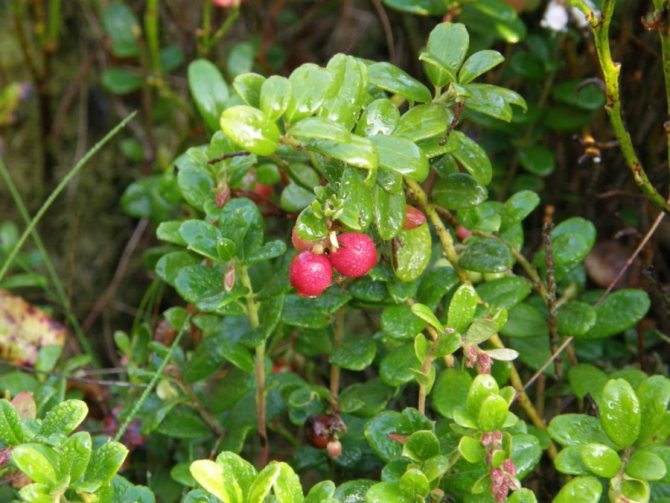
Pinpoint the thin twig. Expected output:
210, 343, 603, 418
542, 205, 561, 379
369, 0, 396, 64
0, 361, 146, 388
208, 151, 251, 164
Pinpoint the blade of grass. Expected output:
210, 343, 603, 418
0, 111, 137, 283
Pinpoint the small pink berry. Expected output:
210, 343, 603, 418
328, 233, 377, 278
327, 439, 343, 459
403, 206, 427, 230
291, 227, 325, 252
289, 251, 333, 297
456, 226, 472, 241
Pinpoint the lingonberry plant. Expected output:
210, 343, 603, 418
1, 2, 670, 502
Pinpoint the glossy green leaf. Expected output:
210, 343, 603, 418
459, 50, 505, 84
83, 442, 129, 489
260, 76, 291, 120
319, 54, 367, 130
285, 64, 334, 123
458, 435, 485, 463
619, 478, 650, 502
459, 237, 513, 273
636, 375, 670, 446
60, 431, 92, 483
356, 99, 400, 137
0, 399, 24, 446
518, 145, 555, 177
381, 304, 426, 340
179, 220, 231, 262
432, 369, 472, 419
39, 399, 88, 438
190, 460, 239, 503
568, 364, 608, 401
422, 22, 469, 87
552, 80, 605, 111
501, 303, 547, 338
156, 221, 186, 246
280, 183, 315, 212
12, 444, 59, 485
448, 131, 493, 185
393, 224, 431, 282
398, 468, 430, 499
580, 443, 621, 478
380, 343, 421, 387
447, 284, 477, 332
625, 449, 667, 481
364, 408, 433, 462
432, 172, 488, 210
216, 451, 257, 500
552, 476, 601, 503
464, 318, 498, 345
373, 185, 405, 240
308, 134, 378, 170
511, 434, 542, 479
232, 73, 265, 108
464, 83, 527, 122
368, 62, 431, 103
583, 289, 650, 339
600, 378, 641, 449
548, 414, 614, 448
365, 482, 406, 503
476, 276, 531, 309
177, 149, 214, 211
101, 68, 143, 95
188, 59, 229, 131
289, 117, 350, 143
305, 481, 336, 503
155, 251, 199, 287
338, 167, 373, 230
466, 374, 499, 418
478, 394, 509, 432
370, 135, 429, 182
411, 303, 445, 333
394, 104, 449, 142
508, 489, 538, 503
295, 207, 329, 241
402, 430, 440, 462
102, 3, 141, 57
503, 190, 540, 225
554, 445, 590, 475
556, 302, 597, 336
219, 105, 279, 156
381, 0, 446, 16
330, 335, 376, 371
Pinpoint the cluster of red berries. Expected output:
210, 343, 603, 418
304, 413, 346, 458
289, 231, 377, 297
288, 206, 427, 297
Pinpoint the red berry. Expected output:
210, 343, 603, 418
253, 183, 272, 199
328, 233, 377, 278
291, 227, 325, 252
456, 226, 472, 241
403, 206, 427, 230
289, 251, 332, 297
304, 415, 332, 449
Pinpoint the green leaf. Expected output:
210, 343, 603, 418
0, 399, 24, 445
101, 68, 143, 95
403, 430, 440, 462
459, 50, 505, 84
458, 435, 485, 463
365, 482, 407, 503
356, 99, 400, 137
179, 220, 234, 262
582, 289, 650, 339
447, 284, 477, 333
508, 488, 538, 503
373, 186, 405, 240
556, 302, 597, 336
190, 459, 240, 503
381, 0, 446, 16
518, 145, 555, 177
248, 461, 303, 503
381, 304, 426, 340
552, 476, 602, 503
636, 375, 670, 446
568, 364, 608, 401
625, 449, 667, 481
432, 172, 487, 210
422, 23, 469, 87
217, 198, 265, 261
503, 190, 540, 226
393, 224, 432, 282
84, 442, 129, 489
476, 276, 531, 310
102, 3, 141, 58
370, 135, 429, 182
232, 73, 265, 108
432, 368, 472, 419
305, 481, 336, 503
330, 335, 376, 371
580, 443, 621, 478
219, 106, 279, 156
501, 302, 548, 338
39, 399, 88, 438
394, 104, 449, 142
364, 408, 433, 462
411, 303, 445, 333
175, 263, 244, 314
380, 344, 421, 387
156, 221, 186, 246
285, 64, 334, 123
600, 378, 641, 449
552, 80, 605, 111
368, 62, 431, 103
554, 446, 590, 475
319, 54, 367, 130
308, 134, 378, 170
60, 431, 92, 483
464, 318, 498, 345
399, 468, 430, 499
548, 414, 614, 448
478, 394, 509, 432
155, 251, 199, 287
177, 150, 215, 211
448, 131, 493, 185
188, 59, 229, 131
459, 237, 513, 273
280, 183, 315, 212
466, 374, 499, 418
12, 444, 59, 485
260, 76, 292, 120
295, 207, 329, 241
463, 83, 527, 122
511, 434, 542, 479
338, 167, 374, 230
289, 117, 350, 143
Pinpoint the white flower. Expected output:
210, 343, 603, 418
541, 0, 598, 32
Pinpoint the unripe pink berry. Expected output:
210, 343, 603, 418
289, 251, 333, 297
291, 227, 325, 252
456, 226, 472, 240
327, 439, 343, 459
328, 233, 377, 278
403, 206, 427, 230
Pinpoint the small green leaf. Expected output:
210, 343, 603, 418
411, 303, 444, 333
463, 84, 526, 122
556, 302, 597, 336
308, 134, 378, 170
380, 343, 421, 387
459, 237, 513, 273
548, 414, 613, 448
285, 64, 334, 123
232, 73, 265, 108
625, 449, 667, 481
12, 444, 59, 485
432, 172, 488, 210
466, 374, 499, 418
393, 224, 432, 282
373, 186, 405, 240
580, 443, 621, 478
190, 459, 239, 503
101, 68, 143, 95
179, 220, 229, 262
365, 481, 406, 503
636, 375, 670, 446
448, 131, 493, 185
402, 430, 440, 462
260, 76, 291, 120
554, 445, 590, 475
188, 59, 229, 131
552, 476, 602, 503
447, 284, 478, 333
518, 145, 555, 177
503, 190, 540, 225
399, 468, 430, 499
394, 104, 449, 142
84, 442, 129, 489
337, 167, 374, 230
39, 399, 88, 438
600, 378, 641, 449
422, 22, 469, 87
458, 50, 505, 84
582, 289, 650, 339
101, 3, 141, 57
464, 319, 498, 345
370, 135, 429, 182
381, 304, 426, 340
368, 62, 431, 103
289, 117, 350, 143
0, 399, 24, 446
478, 394, 509, 432
501, 303, 548, 339
458, 435, 485, 463
60, 431, 92, 483
319, 54, 367, 130
220, 106, 279, 156
248, 461, 303, 503
329, 335, 376, 371
568, 364, 608, 401
356, 99, 400, 136
476, 276, 531, 310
